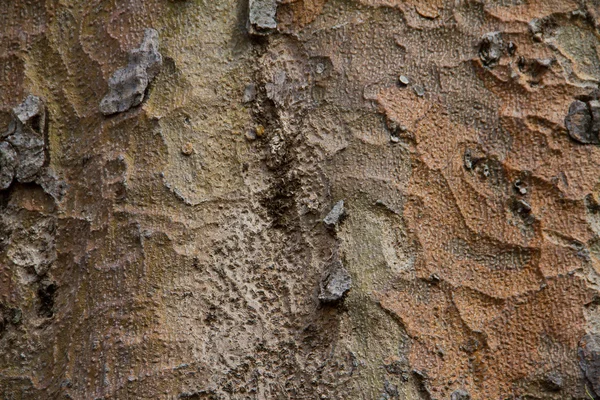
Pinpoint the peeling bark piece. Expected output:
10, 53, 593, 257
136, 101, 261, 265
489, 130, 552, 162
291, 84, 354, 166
589, 100, 600, 136
529, 18, 544, 41
7, 128, 45, 182
2, 95, 47, 184
479, 32, 503, 67
36, 168, 67, 201
323, 200, 345, 227
565, 100, 598, 144
13, 94, 45, 128
99, 28, 163, 115
7, 217, 56, 276
579, 334, 600, 397
242, 83, 257, 103
129, 29, 162, 80
0, 97, 64, 194
450, 389, 470, 400
0, 142, 17, 190
248, 0, 277, 35
319, 261, 352, 303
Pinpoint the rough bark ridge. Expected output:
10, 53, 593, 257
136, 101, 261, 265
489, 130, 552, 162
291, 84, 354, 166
2, 0, 600, 399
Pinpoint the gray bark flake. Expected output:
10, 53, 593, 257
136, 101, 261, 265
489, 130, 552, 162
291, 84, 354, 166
0, 142, 17, 190
7, 217, 56, 276
36, 168, 68, 201
565, 99, 600, 144
479, 32, 503, 67
99, 28, 163, 115
248, 0, 277, 36
7, 127, 45, 183
13, 94, 45, 125
1, 95, 46, 187
323, 200, 345, 227
579, 334, 600, 397
450, 389, 470, 400
319, 261, 352, 303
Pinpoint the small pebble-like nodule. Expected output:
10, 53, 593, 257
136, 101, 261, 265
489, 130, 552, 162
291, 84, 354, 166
413, 85, 425, 97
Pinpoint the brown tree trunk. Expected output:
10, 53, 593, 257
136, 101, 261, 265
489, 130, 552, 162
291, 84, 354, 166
2, 0, 600, 399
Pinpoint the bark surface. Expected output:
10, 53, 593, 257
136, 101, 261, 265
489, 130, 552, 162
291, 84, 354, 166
2, 1, 600, 399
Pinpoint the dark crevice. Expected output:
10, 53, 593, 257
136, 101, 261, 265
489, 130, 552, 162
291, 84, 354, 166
37, 281, 57, 318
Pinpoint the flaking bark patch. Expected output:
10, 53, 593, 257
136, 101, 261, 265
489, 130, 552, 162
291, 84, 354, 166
6, 216, 56, 277
323, 200, 345, 228
565, 99, 600, 144
248, 0, 277, 35
99, 29, 163, 115
579, 334, 600, 398
479, 32, 503, 67
0, 95, 46, 189
319, 261, 352, 303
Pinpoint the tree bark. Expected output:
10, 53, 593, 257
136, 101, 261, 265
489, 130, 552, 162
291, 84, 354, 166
1, 0, 600, 399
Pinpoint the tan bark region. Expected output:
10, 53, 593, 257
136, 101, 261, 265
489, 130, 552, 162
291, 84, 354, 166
2, 0, 600, 399
278, 0, 329, 30
371, 1, 600, 399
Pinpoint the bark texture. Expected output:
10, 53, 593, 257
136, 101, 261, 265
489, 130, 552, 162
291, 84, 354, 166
2, 1, 600, 399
